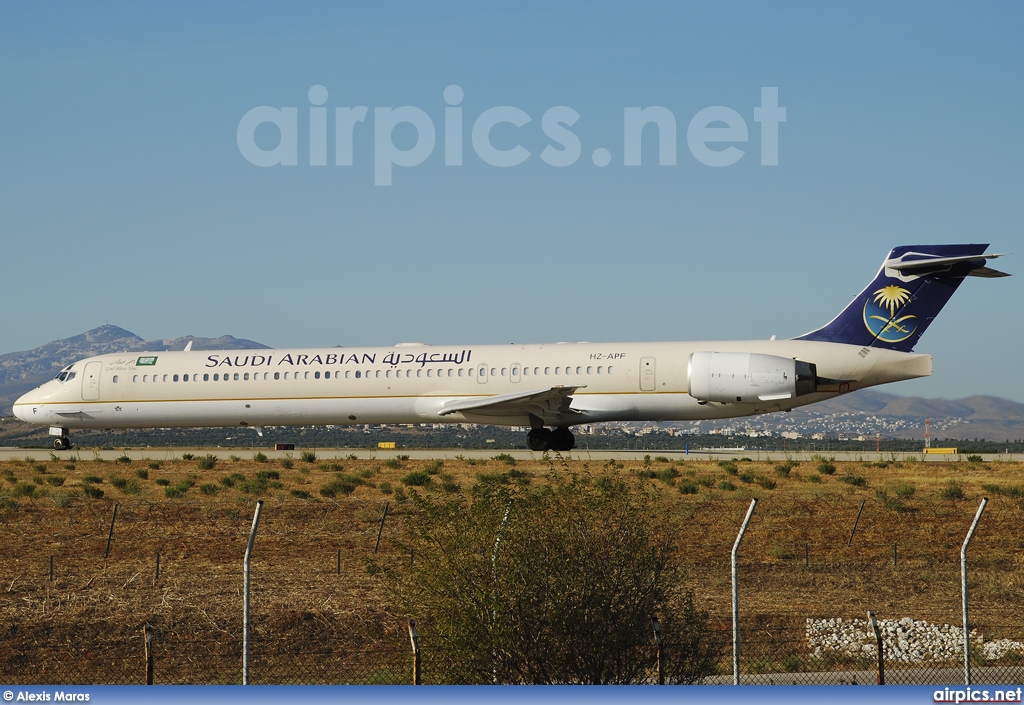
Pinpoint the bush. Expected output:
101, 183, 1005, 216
840, 474, 867, 487
966, 454, 983, 463
136, 468, 149, 480
717, 480, 737, 491
199, 483, 220, 496
83, 485, 104, 499
116, 454, 132, 465
46, 476, 65, 487
383, 458, 403, 470
492, 453, 516, 466
197, 455, 218, 471
817, 461, 836, 475
301, 451, 317, 463
940, 480, 965, 501
253, 452, 268, 463
373, 473, 724, 684
280, 458, 294, 470
401, 470, 432, 487
320, 475, 361, 497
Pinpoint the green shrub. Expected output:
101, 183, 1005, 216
966, 454, 983, 463
738, 471, 756, 484
424, 460, 444, 475
83, 475, 102, 484
46, 475, 65, 487
320, 475, 361, 497
117, 480, 142, 495
892, 481, 916, 499
717, 480, 737, 491
253, 452, 268, 463
147, 462, 160, 471
197, 455, 218, 471
718, 460, 738, 475
181, 453, 194, 460
280, 458, 294, 470
817, 461, 836, 475
155, 478, 171, 486
199, 483, 220, 496
83, 485, 104, 499
383, 457, 403, 470
116, 454, 132, 464
754, 475, 777, 490
492, 454, 516, 466
677, 480, 699, 495
940, 480, 965, 501
301, 451, 317, 463
13, 482, 37, 498
136, 468, 149, 480
840, 474, 867, 487
290, 489, 311, 500
378, 481, 394, 495
401, 470, 432, 487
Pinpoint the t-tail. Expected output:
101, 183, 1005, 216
795, 244, 1009, 352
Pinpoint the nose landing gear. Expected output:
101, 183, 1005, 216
50, 428, 72, 451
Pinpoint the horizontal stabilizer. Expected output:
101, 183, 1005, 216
438, 385, 584, 418
887, 251, 1010, 278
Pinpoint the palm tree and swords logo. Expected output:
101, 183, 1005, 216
863, 284, 918, 343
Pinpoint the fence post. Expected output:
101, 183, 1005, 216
104, 503, 120, 559
651, 615, 665, 685
374, 501, 390, 554
143, 623, 154, 685
847, 500, 865, 547
408, 618, 421, 685
49, 555, 54, 582
867, 610, 884, 685
961, 498, 987, 685
732, 498, 757, 685
243, 499, 264, 685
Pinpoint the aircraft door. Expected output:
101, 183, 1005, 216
510, 363, 521, 383
640, 357, 656, 392
82, 361, 102, 401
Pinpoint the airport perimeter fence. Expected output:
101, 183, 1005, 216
2, 492, 1024, 685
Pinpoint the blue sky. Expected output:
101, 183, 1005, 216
2, 2, 1022, 401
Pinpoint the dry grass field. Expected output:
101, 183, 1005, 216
1, 451, 1022, 684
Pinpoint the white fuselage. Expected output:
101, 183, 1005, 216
13, 339, 932, 432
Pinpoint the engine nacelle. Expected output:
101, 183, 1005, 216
687, 352, 817, 403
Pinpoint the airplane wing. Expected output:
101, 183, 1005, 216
438, 385, 585, 419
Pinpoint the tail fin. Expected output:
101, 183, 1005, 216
795, 244, 1009, 352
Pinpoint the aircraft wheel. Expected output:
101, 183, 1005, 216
527, 428, 552, 452
53, 437, 69, 451
551, 427, 575, 451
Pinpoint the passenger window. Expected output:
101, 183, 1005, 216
213, 374, 219, 381
576, 366, 582, 375
501, 368, 507, 376
133, 375, 139, 383
273, 372, 280, 380
597, 366, 603, 374
184, 374, 190, 382
490, 368, 497, 377
555, 367, 561, 375
204, 373, 210, 381
608, 366, 614, 374
172, 374, 179, 382
355, 371, 361, 379
113, 375, 119, 383
233, 373, 239, 381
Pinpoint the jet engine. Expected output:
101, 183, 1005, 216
687, 352, 817, 403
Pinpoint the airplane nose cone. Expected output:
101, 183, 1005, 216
13, 391, 38, 423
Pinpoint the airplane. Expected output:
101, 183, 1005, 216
13, 244, 1009, 452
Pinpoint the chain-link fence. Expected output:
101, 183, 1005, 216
1, 489, 1022, 685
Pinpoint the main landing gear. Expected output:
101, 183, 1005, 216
526, 426, 575, 452
51, 428, 73, 451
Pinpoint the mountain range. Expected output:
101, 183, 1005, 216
2, 326, 1022, 441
